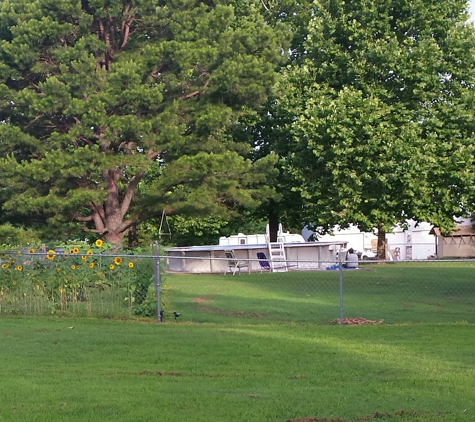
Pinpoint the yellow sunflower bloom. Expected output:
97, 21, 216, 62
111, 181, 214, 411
71, 265, 76, 270
128, 262, 134, 268
95, 239, 103, 248
72, 247, 79, 254
12, 281, 16, 286
1, 263, 8, 269
28, 248, 35, 253
109, 264, 115, 270
89, 262, 94, 269
98, 272, 103, 277
46, 250, 56, 261
86, 250, 93, 255
81, 255, 87, 261
114, 257, 122, 266
15, 266, 22, 271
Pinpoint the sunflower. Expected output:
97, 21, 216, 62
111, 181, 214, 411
109, 264, 115, 270
114, 257, 122, 266
98, 272, 103, 277
89, 262, 94, 269
46, 250, 56, 261
1, 263, 9, 269
128, 262, 134, 269
15, 265, 22, 271
28, 248, 35, 253
81, 255, 87, 261
71, 265, 76, 270
86, 250, 93, 255
95, 239, 103, 248
12, 281, 16, 286
72, 247, 79, 254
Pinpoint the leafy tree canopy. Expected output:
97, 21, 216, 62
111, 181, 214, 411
278, 0, 475, 254
0, 0, 287, 244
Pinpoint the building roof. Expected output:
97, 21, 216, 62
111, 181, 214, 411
429, 225, 475, 237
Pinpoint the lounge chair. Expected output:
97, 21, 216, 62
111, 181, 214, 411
256, 251, 296, 272
224, 250, 250, 275
257, 252, 272, 272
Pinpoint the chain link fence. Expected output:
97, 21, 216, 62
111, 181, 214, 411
161, 256, 475, 325
0, 247, 158, 318
1, 249, 475, 325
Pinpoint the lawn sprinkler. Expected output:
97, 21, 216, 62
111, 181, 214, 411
173, 311, 180, 322
159, 310, 164, 322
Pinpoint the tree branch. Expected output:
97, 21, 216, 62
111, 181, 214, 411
81, 226, 108, 234
179, 80, 210, 100
91, 201, 106, 224
120, 169, 146, 219
147, 148, 161, 160
117, 218, 136, 234
120, 6, 134, 49
75, 215, 93, 222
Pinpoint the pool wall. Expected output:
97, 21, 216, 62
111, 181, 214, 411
165, 241, 348, 273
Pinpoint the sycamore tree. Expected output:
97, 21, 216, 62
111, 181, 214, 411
229, 0, 315, 241
0, 0, 286, 244
279, 0, 475, 258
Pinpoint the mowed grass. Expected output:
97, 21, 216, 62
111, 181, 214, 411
1, 262, 475, 421
165, 261, 475, 325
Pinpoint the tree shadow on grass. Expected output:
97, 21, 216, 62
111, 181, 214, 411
164, 264, 475, 325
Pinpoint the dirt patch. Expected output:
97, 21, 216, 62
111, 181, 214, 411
193, 297, 214, 303
139, 371, 183, 376
420, 301, 444, 307
331, 318, 384, 325
198, 306, 264, 318
287, 418, 343, 422
112, 370, 226, 378
287, 410, 420, 422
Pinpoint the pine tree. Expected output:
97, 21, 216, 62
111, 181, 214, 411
0, 0, 287, 244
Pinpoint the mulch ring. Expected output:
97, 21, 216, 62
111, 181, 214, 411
331, 317, 384, 325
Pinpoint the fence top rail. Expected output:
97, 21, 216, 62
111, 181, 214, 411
4, 250, 475, 264
161, 255, 475, 264
1, 251, 160, 259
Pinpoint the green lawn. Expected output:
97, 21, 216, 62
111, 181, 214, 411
164, 262, 475, 325
1, 262, 475, 421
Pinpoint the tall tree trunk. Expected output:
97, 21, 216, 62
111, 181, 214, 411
377, 222, 387, 260
83, 169, 145, 246
268, 208, 279, 242
103, 231, 125, 245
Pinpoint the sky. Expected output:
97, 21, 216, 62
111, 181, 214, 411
470, 0, 475, 21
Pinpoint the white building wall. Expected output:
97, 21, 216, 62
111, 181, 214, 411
305, 221, 436, 260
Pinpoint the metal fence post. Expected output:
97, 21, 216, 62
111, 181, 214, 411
339, 250, 344, 324
153, 242, 161, 323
